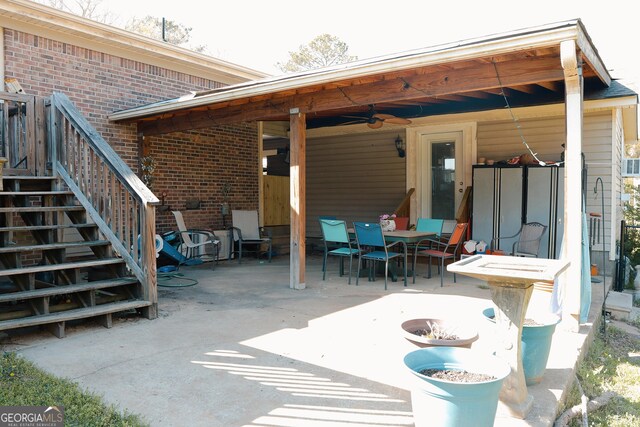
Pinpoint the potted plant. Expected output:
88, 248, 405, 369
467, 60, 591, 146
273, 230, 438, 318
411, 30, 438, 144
404, 346, 510, 427
482, 307, 560, 385
400, 318, 478, 348
379, 213, 397, 231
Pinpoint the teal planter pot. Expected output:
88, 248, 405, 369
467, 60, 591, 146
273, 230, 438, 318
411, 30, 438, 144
404, 346, 510, 427
483, 307, 560, 385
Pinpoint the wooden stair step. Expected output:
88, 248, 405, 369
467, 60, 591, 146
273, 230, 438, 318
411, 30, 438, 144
0, 224, 97, 233
1, 176, 57, 181
0, 240, 110, 254
0, 258, 125, 277
0, 206, 84, 213
0, 191, 73, 196
0, 300, 151, 332
0, 277, 139, 303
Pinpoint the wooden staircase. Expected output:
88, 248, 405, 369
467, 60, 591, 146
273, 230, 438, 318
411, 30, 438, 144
0, 174, 151, 337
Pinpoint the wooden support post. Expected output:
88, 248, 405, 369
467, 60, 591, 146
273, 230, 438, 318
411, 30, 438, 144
99, 313, 113, 329
46, 321, 65, 339
0, 157, 6, 190
289, 109, 306, 290
560, 40, 583, 332
35, 97, 47, 175
141, 203, 158, 319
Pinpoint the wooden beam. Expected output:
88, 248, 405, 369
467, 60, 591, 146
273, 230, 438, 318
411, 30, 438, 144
559, 39, 583, 333
508, 85, 538, 95
537, 81, 562, 92
137, 56, 565, 136
289, 110, 306, 290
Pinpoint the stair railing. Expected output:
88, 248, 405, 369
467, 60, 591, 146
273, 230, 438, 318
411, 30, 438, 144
48, 92, 159, 317
393, 187, 415, 218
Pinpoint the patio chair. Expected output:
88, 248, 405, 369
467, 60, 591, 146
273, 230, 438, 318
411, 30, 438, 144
319, 219, 359, 284
416, 218, 445, 242
230, 210, 272, 263
408, 218, 445, 253
354, 221, 407, 289
171, 211, 220, 269
492, 222, 547, 257
394, 216, 410, 231
413, 222, 468, 287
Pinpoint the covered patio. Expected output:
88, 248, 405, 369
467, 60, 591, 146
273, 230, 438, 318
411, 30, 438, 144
7, 256, 607, 426
110, 19, 621, 334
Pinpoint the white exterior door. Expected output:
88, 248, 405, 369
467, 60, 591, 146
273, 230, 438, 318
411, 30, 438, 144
419, 132, 464, 219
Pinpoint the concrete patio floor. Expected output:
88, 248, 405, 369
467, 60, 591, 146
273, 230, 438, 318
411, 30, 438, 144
2, 254, 606, 427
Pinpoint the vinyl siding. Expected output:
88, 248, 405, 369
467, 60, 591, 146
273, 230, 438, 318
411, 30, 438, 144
477, 111, 614, 256
306, 131, 406, 236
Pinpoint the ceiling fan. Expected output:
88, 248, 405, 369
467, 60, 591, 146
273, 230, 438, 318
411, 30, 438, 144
341, 105, 412, 129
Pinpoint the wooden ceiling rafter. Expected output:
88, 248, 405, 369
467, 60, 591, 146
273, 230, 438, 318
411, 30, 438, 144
537, 81, 563, 92
456, 90, 494, 100
508, 85, 540, 95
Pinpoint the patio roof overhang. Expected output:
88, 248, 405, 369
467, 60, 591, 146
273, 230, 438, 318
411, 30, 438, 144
110, 20, 621, 331
109, 19, 612, 137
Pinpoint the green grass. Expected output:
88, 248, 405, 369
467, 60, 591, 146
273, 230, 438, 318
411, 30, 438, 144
562, 325, 640, 427
0, 352, 148, 427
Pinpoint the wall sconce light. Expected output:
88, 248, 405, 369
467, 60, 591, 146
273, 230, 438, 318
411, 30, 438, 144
395, 135, 405, 158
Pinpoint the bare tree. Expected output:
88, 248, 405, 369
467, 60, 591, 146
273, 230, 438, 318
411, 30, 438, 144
125, 16, 207, 53
36, 1, 209, 54
37, 0, 118, 24
276, 34, 358, 73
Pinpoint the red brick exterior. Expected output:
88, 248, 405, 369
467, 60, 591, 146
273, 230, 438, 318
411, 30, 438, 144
3, 29, 259, 233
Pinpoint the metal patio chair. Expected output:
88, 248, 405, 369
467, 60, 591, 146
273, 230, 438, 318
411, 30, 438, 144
319, 219, 359, 284
230, 210, 272, 263
354, 221, 407, 289
492, 222, 547, 257
172, 211, 220, 269
413, 222, 468, 286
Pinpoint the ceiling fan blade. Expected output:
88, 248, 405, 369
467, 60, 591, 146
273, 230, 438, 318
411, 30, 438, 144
385, 117, 412, 125
367, 120, 384, 129
341, 115, 369, 120
372, 113, 396, 120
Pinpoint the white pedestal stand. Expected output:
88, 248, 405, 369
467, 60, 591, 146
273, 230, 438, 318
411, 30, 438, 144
448, 255, 569, 419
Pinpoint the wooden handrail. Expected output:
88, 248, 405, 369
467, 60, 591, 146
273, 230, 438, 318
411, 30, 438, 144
48, 93, 158, 318
394, 187, 415, 218
50, 93, 159, 205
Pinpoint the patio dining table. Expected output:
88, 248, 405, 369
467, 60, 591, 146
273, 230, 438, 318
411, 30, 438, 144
347, 229, 437, 283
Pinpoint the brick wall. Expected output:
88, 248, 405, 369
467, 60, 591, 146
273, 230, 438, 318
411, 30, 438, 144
3, 28, 259, 233
152, 125, 259, 232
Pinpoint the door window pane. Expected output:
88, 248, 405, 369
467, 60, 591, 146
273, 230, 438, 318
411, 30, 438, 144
431, 142, 455, 219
